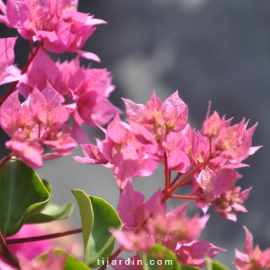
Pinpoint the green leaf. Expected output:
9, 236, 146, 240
42, 179, 52, 194
87, 196, 122, 268
40, 249, 91, 270
205, 257, 228, 270
141, 244, 181, 270
0, 160, 49, 237
24, 202, 74, 223
71, 189, 94, 252
71, 189, 122, 269
25, 179, 74, 223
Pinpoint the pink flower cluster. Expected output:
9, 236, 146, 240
76, 91, 259, 221
110, 181, 225, 269
0, 0, 104, 59
0, 1, 119, 167
235, 227, 270, 270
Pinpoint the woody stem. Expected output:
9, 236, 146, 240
164, 152, 170, 192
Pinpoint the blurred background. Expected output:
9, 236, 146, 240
1, 0, 270, 268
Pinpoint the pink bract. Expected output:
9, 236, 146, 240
235, 226, 270, 270
0, 86, 77, 168
74, 115, 158, 189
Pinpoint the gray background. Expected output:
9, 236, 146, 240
1, 0, 270, 268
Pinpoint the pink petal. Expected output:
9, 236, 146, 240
42, 81, 62, 108
205, 168, 242, 201
0, 65, 24, 86
117, 181, 145, 231
129, 121, 158, 147
195, 200, 210, 214
28, 87, 47, 124
0, 90, 21, 136
107, 114, 127, 144
0, 37, 17, 64
43, 152, 70, 160
6, 0, 30, 29
162, 91, 186, 114
6, 140, 43, 168
133, 158, 158, 177
122, 98, 145, 120
239, 187, 252, 201
243, 226, 253, 255
77, 50, 100, 62
167, 148, 190, 173
113, 143, 139, 190
71, 118, 89, 144
26, 48, 61, 92
147, 91, 162, 110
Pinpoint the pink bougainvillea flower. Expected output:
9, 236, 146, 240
17, 51, 120, 144
165, 131, 190, 173
116, 181, 164, 231
114, 182, 210, 253
0, 85, 77, 168
235, 226, 270, 270
201, 108, 260, 165
57, 57, 121, 143
176, 240, 225, 268
74, 115, 158, 189
1, 0, 104, 58
146, 202, 209, 244
123, 91, 188, 156
192, 167, 251, 221
109, 229, 154, 253
17, 48, 62, 98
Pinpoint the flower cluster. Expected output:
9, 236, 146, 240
235, 227, 270, 270
0, 0, 104, 58
76, 91, 259, 221
0, 1, 119, 167
110, 181, 225, 269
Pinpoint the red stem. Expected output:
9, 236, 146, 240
168, 159, 210, 195
0, 42, 42, 105
0, 153, 14, 170
180, 180, 192, 186
29, 40, 33, 54
170, 194, 200, 200
163, 152, 170, 192
6, 228, 82, 245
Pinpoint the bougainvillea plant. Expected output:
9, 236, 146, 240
0, 0, 266, 269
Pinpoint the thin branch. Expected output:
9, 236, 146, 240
170, 194, 200, 200
168, 158, 210, 195
6, 228, 82, 245
163, 152, 170, 192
